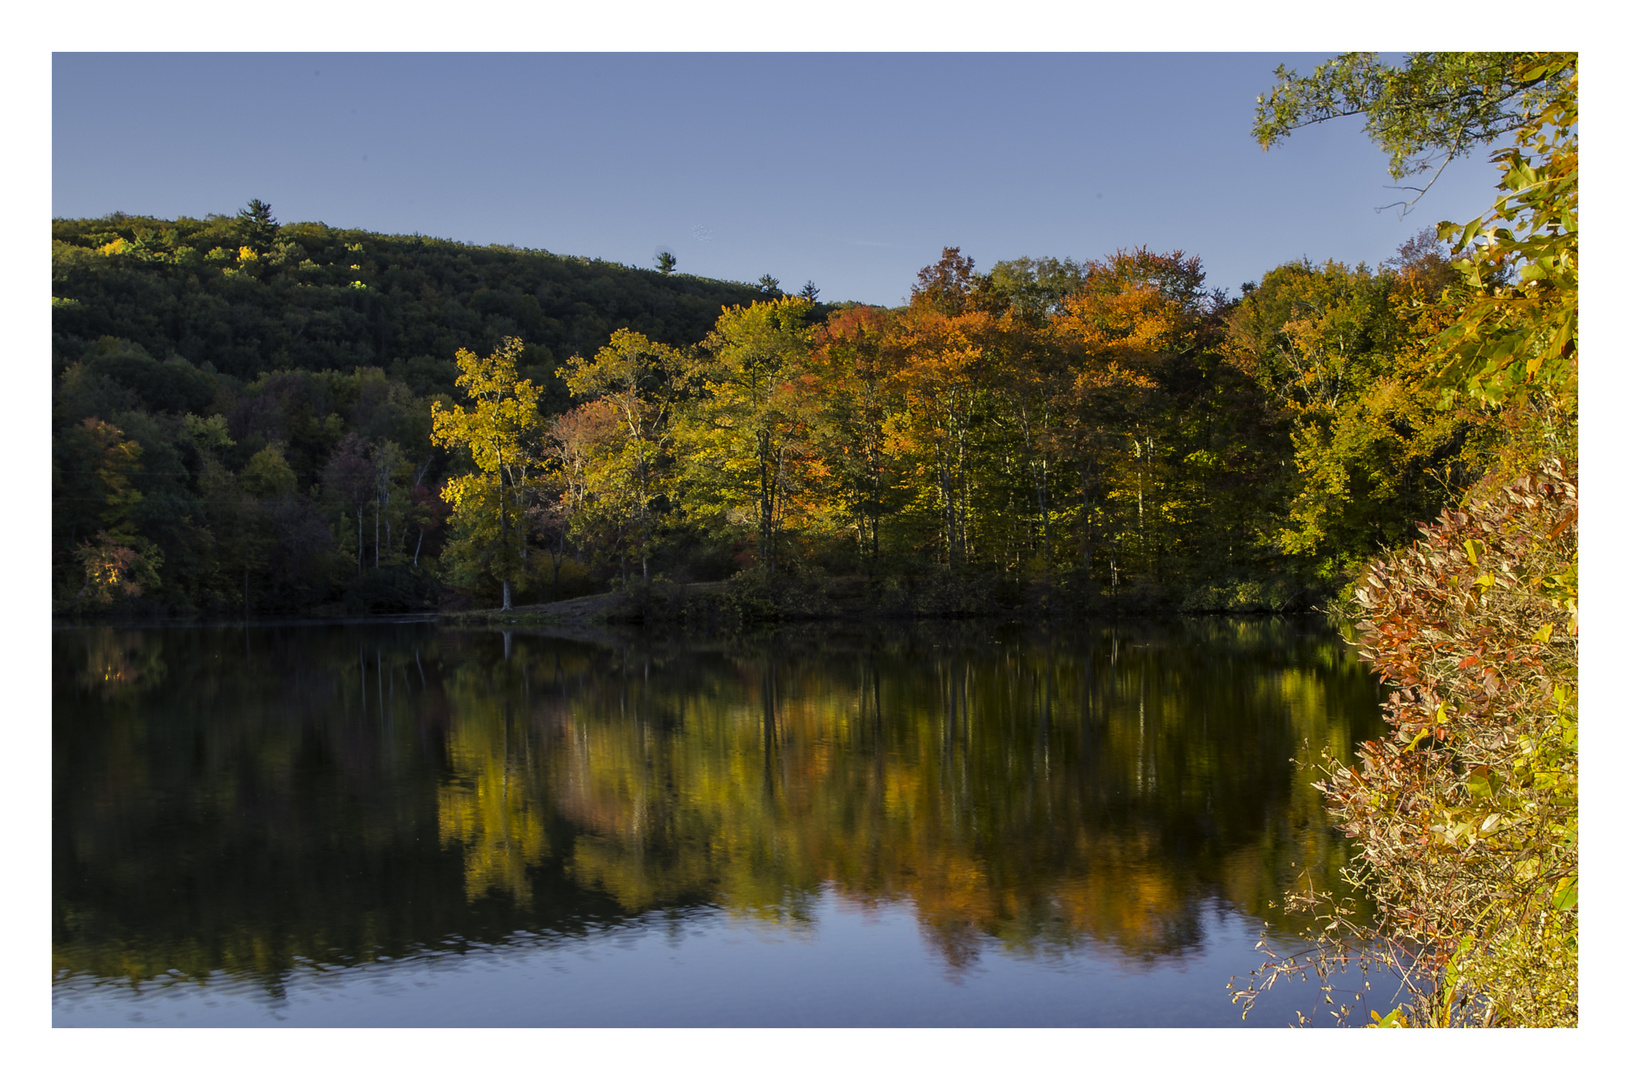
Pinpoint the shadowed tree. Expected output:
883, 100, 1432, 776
562, 329, 688, 582
236, 198, 279, 257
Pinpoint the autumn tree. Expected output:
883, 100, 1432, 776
563, 329, 689, 582
430, 337, 547, 610
980, 296, 1071, 573
912, 247, 978, 315
805, 305, 902, 564
681, 298, 817, 574
548, 403, 608, 575
884, 249, 994, 568
55, 417, 163, 612
1049, 250, 1201, 584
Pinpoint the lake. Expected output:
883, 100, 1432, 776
52, 616, 1399, 1026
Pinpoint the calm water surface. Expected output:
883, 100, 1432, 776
53, 617, 1398, 1026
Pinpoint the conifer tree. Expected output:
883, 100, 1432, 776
236, 198, 279, 256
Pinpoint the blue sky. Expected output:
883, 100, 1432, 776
53, 51, 1507, 306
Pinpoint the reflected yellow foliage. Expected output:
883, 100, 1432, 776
436, 626, 1384, 965
436, 667, 551, 905
73, 628, 167, 702
54, 622, 1385, 990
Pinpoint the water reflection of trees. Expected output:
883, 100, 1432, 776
52, 618, 1383, 987
521, 621, 1381, 969
56, 624, 614, 992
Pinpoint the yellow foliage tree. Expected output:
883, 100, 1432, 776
430, 338, 546, 610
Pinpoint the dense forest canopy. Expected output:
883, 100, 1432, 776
52, 209, 768, 403
51, 198, 1518, 619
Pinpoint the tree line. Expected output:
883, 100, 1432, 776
53, 202, 1511, 618
429, 238, 1499, 616
50, 210, 769, 616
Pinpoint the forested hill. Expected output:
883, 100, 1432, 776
51, 202, 1493, 623
52, 209, 767, 404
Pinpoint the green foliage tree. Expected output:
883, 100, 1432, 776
52, 211, 762, 394
979, 255, 1089, 323
1254, 52, 1576, 208
322, 432, 375, 581
683, 298, 816, 573
1224, 251, 1488, 585
805, 306, 902, 564
1431, 57, 1576, 416
1254, 52, 1577, 420
236, 198, 280, 257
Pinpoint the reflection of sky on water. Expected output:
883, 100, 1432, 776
54, 890, 1397, 1027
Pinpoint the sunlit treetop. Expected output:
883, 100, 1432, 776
1254, 52, 1577, 192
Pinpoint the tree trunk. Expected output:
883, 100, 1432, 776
1036, 458, 1050, 565
759, 433, 775, 574
1079, 459, 1097, 574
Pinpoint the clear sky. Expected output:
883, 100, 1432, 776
53, 51, 1507, 306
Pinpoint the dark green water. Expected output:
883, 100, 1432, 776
52, 617, 1398, 1026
